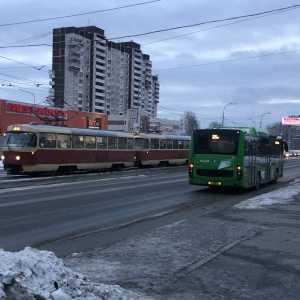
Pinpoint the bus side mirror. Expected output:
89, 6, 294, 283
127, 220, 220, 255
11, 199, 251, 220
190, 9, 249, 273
284, 143, 288, 152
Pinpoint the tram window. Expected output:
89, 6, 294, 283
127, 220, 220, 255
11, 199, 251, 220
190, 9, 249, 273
57, 134, 71, 148
39, 133, 56, 148
97, 136, 107, 149
135, 138, 149, 150
108, 137, 117, 149
151, 139, 159, 149
85, 136, 96, 149
167, 140, 173, 149
5, 132, 37, 147
173, 140, 179, 149
73, 135, 84, 149
118, 137, 127, 149
178, 141, 184, 149
183, 140, 189, 149
127, 138, 134, 149
160, 139, 167, 149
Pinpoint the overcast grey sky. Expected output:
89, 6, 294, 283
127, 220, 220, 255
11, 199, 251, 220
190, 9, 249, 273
0, 0, 300, 128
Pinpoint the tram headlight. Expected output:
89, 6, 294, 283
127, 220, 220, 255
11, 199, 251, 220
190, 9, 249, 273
16, 155, 21, 161
0, 155, 4, 160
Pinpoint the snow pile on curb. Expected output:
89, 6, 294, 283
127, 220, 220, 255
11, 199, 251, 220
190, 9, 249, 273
0, 247, 149, 300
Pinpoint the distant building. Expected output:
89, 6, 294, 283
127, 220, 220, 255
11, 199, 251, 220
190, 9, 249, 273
50, 26, 159, 118
108, 111, 181, 135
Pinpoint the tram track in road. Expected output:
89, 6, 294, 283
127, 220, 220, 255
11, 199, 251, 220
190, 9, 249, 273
33, 180, 281, 256
1, 163, 300, 255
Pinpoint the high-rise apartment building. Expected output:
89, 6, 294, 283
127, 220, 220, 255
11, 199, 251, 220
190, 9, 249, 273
49, 26, 159, 117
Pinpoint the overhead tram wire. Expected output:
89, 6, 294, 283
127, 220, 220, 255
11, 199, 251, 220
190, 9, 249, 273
141, 7, 299, 46
109, 4, 300, 40
153, 49, 300, 72
0, 0, 161, 27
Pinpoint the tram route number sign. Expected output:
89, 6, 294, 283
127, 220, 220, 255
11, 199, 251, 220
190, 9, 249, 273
87, 117, 102, 129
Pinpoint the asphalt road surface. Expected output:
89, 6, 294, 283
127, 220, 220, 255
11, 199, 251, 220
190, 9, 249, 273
1, 159, 300, 299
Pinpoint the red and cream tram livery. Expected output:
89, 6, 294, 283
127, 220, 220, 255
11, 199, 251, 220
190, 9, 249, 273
1, 123, 135, 174
134, 133, 190, 167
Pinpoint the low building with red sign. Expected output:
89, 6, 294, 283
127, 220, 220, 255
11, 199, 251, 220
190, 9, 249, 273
0, 99, 108, 136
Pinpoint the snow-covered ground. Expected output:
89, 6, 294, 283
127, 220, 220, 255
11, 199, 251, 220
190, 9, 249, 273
0, 247, 152, 300
0, 171, 299, 299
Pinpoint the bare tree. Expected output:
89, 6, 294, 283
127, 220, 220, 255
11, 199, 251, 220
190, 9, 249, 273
183, 111, 200, 135
209, 121, 222, 128
266, 122, 289, 140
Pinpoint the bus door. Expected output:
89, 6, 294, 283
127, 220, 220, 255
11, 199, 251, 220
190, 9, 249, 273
264, 144, 271, 183
248, 143, 257, 186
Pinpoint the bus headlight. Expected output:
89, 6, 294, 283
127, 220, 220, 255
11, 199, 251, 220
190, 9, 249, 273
16, 155, 21, 161
0, 155, 4, 160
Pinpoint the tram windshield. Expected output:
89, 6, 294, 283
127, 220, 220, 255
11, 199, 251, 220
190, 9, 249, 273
134, 138, 149, 150
5, 132, 37, 147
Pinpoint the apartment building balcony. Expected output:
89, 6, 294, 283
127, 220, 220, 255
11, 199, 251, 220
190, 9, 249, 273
95, 57, 105, 64
95, 44, 106, 51
133, 57, 142, 63
69, 66, 80, 72
95, 71, 105, 78
69, 49, 80, 56
95, 91, 106, 97
133, 74, 141, 80
95, 78, 105, 84
70, 37, 83, 45
95, 65, 106, 71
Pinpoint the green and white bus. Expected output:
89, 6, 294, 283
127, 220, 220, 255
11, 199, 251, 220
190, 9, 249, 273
189, 127, 288, 189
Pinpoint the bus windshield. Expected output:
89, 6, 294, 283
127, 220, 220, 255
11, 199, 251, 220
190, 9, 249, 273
5, 132, 37, 147
194, 131, 239, 155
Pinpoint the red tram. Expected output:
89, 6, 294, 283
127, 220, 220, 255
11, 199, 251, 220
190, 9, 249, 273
1, 123, 190, 175
134, 133, 190, 167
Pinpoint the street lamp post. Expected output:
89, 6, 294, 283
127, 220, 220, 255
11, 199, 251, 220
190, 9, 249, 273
222, 102, 237, 126
259, 112, 271, 128
19, 89, 36, 121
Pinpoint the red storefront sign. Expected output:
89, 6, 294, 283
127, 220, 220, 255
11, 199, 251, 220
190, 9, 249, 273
6, 103, 67, 119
